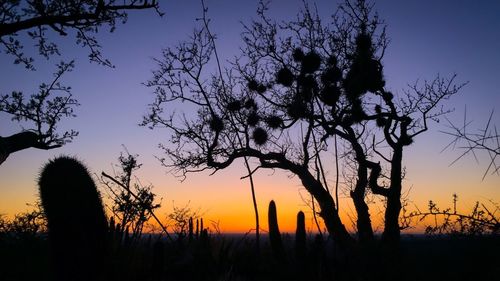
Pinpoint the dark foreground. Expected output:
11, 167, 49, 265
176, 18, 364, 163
1, 233, 498, 281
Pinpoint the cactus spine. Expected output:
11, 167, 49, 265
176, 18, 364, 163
268, 200, 285, 262
38, 156, 108, 281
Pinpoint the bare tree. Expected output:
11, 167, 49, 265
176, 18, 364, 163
143, 0, 463, 254
100, 149, 163, 243
165, 201, 201, 240
0, 0, 161, 166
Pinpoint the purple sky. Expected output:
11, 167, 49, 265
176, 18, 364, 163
1, 0, 498, 231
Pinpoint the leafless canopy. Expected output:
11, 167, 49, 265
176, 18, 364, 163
143, 0, 464, 248
0, 0, 162, 69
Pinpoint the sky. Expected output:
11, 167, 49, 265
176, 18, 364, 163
0, 0, 499, 234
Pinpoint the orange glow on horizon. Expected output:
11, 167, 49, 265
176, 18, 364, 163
1, 157, 498, 236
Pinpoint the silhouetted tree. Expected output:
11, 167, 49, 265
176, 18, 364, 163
0, 61, 78, 165
166, 201, 201, 241
0, 0, 161, 69
0, 0, 161, 166
143, 0, 464, 257
100, 149, 162, 244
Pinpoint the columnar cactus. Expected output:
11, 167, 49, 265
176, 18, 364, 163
268, 200, 285, 262
196, 218, 200, 238
295, 210, 306, 261
188, 217, 194, 242
38, 156, 108, 281
200, 217, 204, 234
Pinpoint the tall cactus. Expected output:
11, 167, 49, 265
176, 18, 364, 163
188, 217, 194, 242
38, 156, 108, 281
196, 218, 200, 238
200, 217, 204, 234
295, 210, 306, 261
268, 200, 285, 262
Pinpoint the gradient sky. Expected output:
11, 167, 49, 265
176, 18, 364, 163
1, 0, 499, 234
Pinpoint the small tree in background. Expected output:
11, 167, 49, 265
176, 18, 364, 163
100, 149, 161, 243
166, 201, 202, 241
143, 0, 464, 256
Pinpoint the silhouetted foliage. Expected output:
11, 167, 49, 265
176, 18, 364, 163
0, 1, 162, 166
403, 194, 499, 236
143, 0, 465, 264
166, 201, 201, 241
0, 61, 79, 165
100, 149, 162, 245
0, 0, 162, 69
1, 199, 499, 281
0, 201, 46, 240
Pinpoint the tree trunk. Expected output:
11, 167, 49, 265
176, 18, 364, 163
0, 131, 41, 165
351, 176, 374, 245
346, 127, 374, 244
295, 167, 355, 250
382, 146, 403, 247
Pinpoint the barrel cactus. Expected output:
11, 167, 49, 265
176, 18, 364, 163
38, 156, 108, 281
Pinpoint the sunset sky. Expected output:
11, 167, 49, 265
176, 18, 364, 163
1, 0, 499, 234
